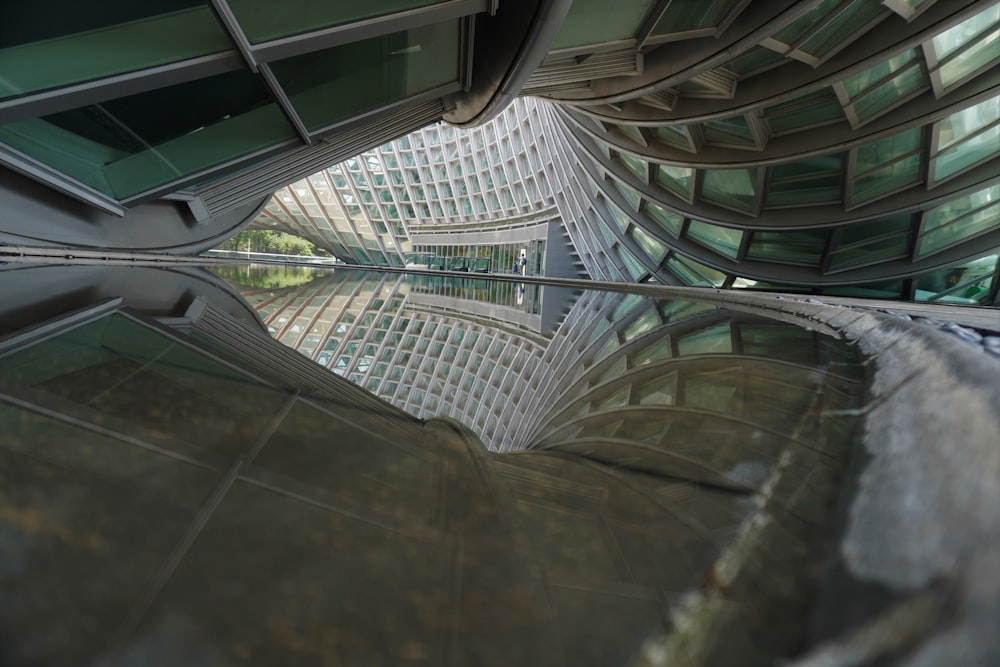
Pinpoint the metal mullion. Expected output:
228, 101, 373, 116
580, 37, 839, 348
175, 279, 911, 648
0, 144, 126, 216
249, 0, 488, 65
637, 0, 674, 50
208, 0, 313, 146
258, 64, 313, 145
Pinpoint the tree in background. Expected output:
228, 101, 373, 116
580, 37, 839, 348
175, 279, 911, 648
218, 230, 331, 257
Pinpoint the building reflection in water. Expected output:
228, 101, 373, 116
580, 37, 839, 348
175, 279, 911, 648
1, 262, 866, 666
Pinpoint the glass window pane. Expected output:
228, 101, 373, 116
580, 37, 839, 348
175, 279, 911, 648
631, 225, 669, 263
0, 70, 296, 198
703, 115, 758, 148
850, 64, 925, 124
617, 245, 648, 280
666, 255, 726, 286
652, 0, 738, 36
646, 202, 683, 237
228, 0, 442, 42
687, 219, 743, 259
702, 168, 757, 212
931, 4, 1000, 60
618, 152, 647, 181
842, 49, 918, 98
933, 95, 1000, 182
0, 3, 228, 100
613, 179, 642, 211
796, 1, 886, 61
938, 27, 1000, 89
747, 230, 827, 266
767, 156, 842, 207
551, 0, 657, 50
655, 164, 694, 199
763, 89, 844, 135
917, 184, 1000, 257
726, 47, 786, 76
653, 125, 693, 151
915, 253, 998, 303
829, 215, 911, 270
771, 0, 840, 46
851, 128, 922, 204
270, 20, 460, 132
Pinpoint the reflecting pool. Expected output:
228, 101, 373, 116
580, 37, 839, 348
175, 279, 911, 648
0, 261, 869, 666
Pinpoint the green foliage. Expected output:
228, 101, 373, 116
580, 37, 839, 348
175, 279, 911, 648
218, 229, 331, 257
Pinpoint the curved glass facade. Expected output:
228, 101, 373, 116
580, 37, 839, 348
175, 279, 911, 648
525, 0, 999, 300
245, 0, 999, 303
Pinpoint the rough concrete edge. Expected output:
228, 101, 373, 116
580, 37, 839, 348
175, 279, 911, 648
767, 307, 1000, 666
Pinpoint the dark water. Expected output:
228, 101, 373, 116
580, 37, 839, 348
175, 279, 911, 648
0, 262, 869, 666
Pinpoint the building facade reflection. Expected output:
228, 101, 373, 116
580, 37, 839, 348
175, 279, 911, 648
0, 262, 871, 666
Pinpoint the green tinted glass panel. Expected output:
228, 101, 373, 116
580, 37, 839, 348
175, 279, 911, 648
613, 180, 642, 211
0, 3, 227, 100
797, 1, 885, 60
853, 154, 921, 203
271, 20, 459, 131
855, 128, 921, 174
614, 123, 647, 145
666, 255, 726, 286
747, 230, 826, 266
652, 0, 738, 35
646, 202, 683, 237
771, 0, 840, 45
764, 89, 844, 134
607, 202, 632, 232
842, 49, 917, 98
934, 123, 999, 181
931, 5, 1000, 60
851, 64, 925, 124
0, 70, 296, 198
687, 220, 743, 259
551, 0, 657, 49
703, 115, 755, 147
725, 47, 786, 76
228, 0, 441, 42
653, 125, 692, 150
617, 245, 648, 280
933, 96, 1000, 181
619, 152, 647, 181
768, 157, 842, 207
631, 225, 669, 262
655, 164, 694, 199
702, 168, 756, 212
917, 184, 1000, 257
830, 216, 911, 270
915, 253, 998, 303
